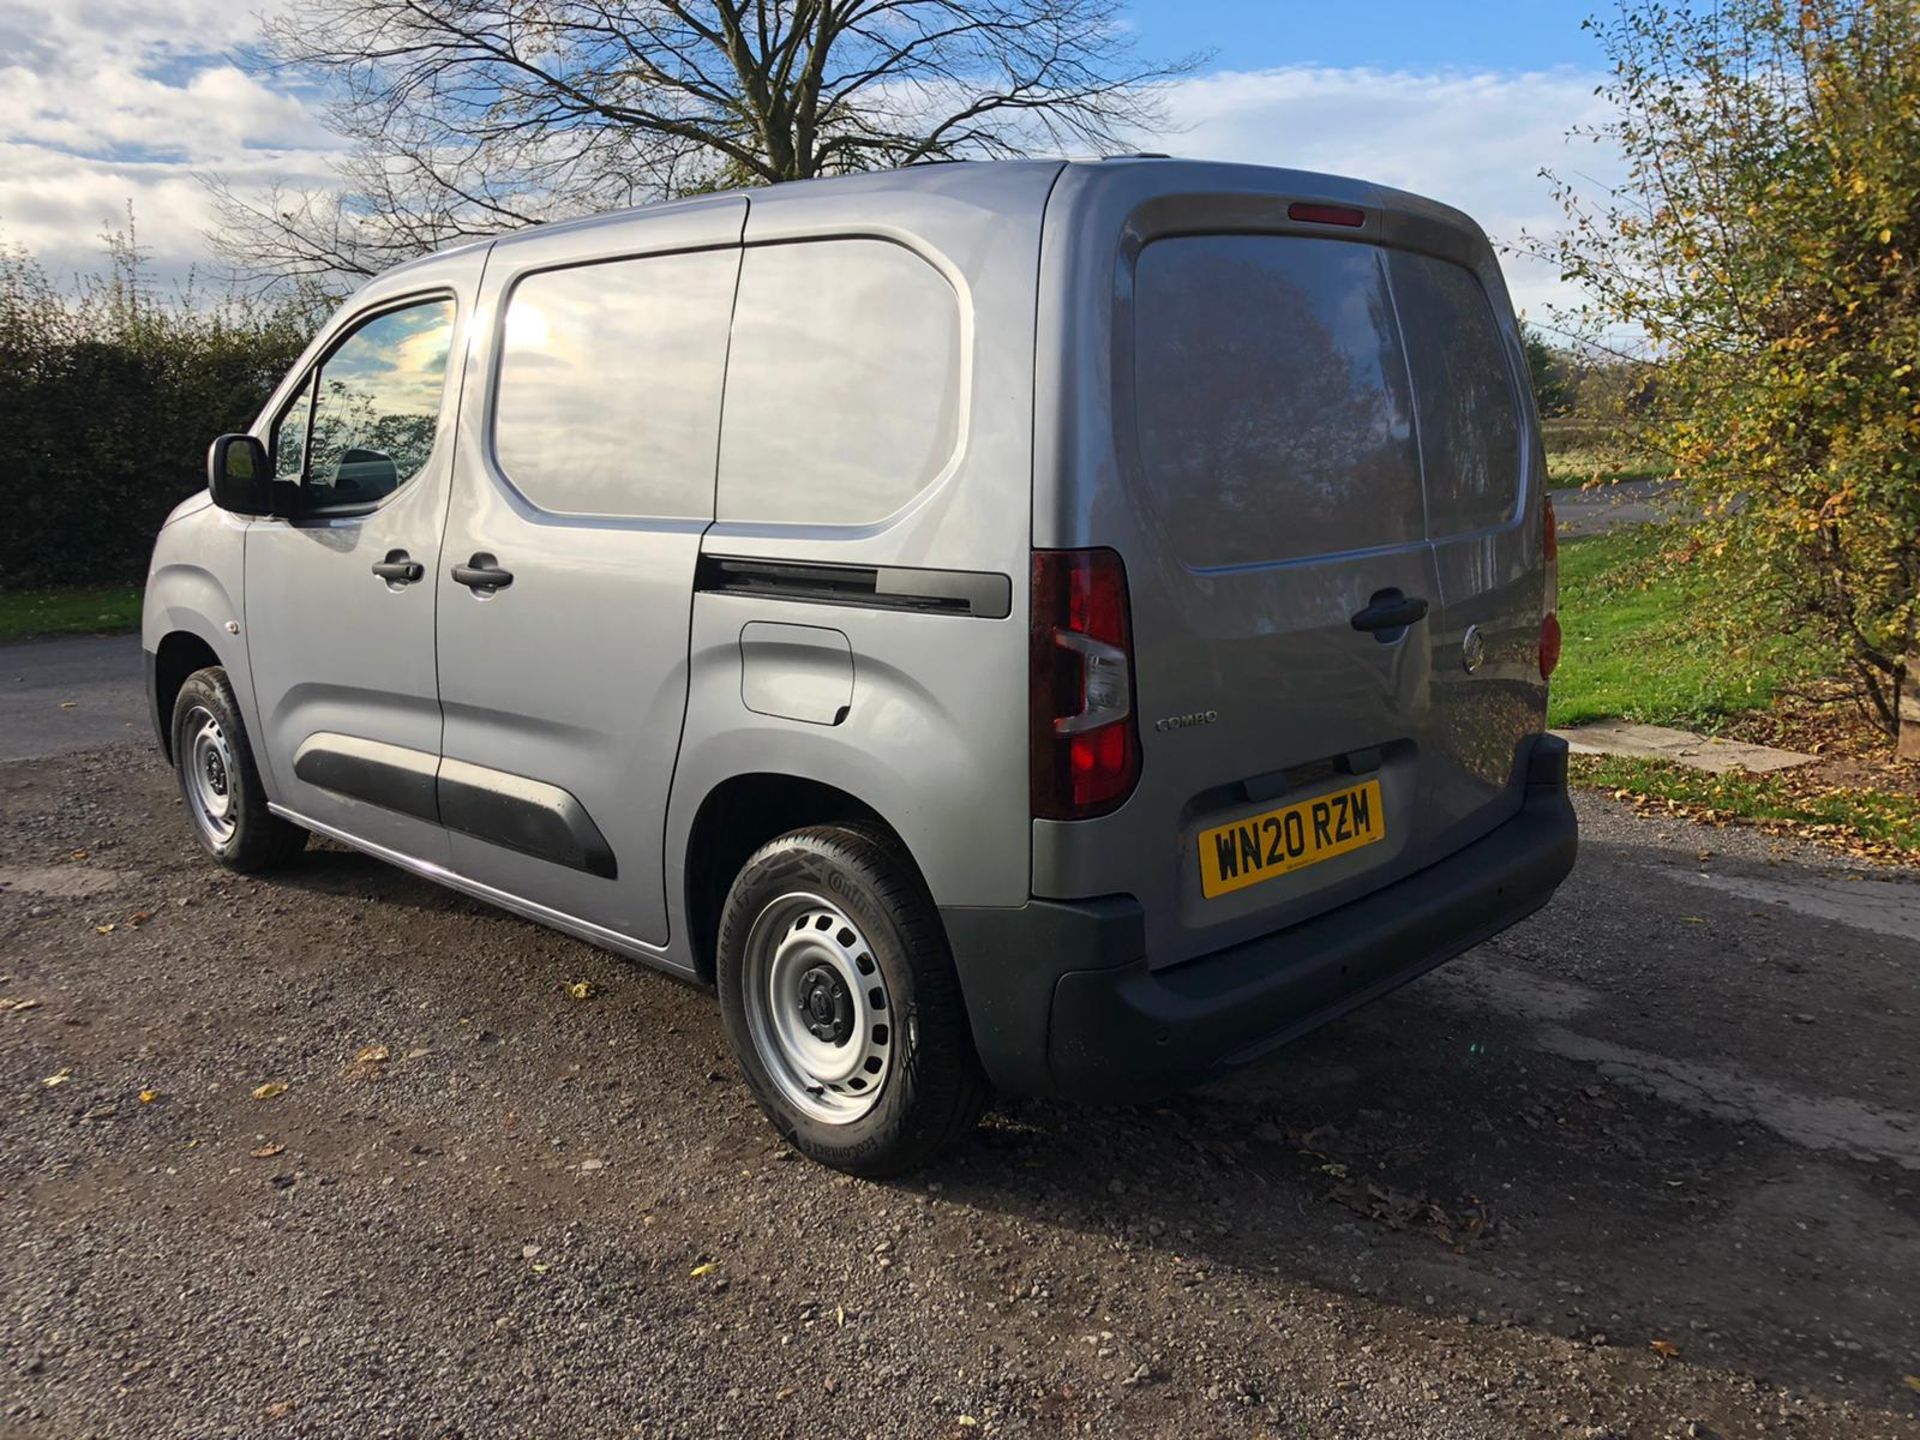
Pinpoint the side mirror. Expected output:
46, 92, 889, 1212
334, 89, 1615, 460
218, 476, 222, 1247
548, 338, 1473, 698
207, 434, 272, 515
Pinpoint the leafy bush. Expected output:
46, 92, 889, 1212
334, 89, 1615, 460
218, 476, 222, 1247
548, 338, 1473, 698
0, 230, 318, 589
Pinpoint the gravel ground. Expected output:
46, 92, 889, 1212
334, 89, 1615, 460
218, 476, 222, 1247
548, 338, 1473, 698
2, 744, 1917, 1439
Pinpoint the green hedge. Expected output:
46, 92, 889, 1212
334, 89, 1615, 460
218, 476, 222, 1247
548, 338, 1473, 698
0, 238, 317, 589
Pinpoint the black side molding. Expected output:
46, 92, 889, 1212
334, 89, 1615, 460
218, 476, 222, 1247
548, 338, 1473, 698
438, 758, 617, 880
291, 734, 615, 879
293, 733, 441, 826
696, 555, 1012, 619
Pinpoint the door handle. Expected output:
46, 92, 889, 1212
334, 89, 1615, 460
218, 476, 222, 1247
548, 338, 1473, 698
371, 550, 424, 584
451, 553, 514, 593
1350, 591, 1429, 634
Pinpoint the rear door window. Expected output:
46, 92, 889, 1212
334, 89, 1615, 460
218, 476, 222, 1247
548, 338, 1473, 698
1387, 250, 1522, 536
1131, 235, 1422, 569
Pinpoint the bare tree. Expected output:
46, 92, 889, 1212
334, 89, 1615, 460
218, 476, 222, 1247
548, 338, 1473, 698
208, 0, 1195, 286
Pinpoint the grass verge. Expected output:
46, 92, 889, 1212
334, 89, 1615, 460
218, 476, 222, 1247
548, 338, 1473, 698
0, 586, 142, 643
1551, 524, 1920, 862
1548, 525, 1830, 731
1572, 754, 1920, 864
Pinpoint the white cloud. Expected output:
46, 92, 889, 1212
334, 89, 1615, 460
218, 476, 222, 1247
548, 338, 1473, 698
0, 0, 271, 70
0, 0, 335, 284
0, 61, 325, 161
1146, 65, 1624, 322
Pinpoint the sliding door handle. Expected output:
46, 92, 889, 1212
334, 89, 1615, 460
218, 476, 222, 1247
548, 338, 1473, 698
451, 553, 514, 593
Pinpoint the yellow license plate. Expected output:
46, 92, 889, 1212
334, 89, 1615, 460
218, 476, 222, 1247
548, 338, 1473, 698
1197, 778, 1386, 899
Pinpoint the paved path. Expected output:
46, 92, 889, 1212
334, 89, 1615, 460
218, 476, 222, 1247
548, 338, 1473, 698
1553, 477, 1673, 536
0, 634, 147, 762
1553, 717, 1818, 774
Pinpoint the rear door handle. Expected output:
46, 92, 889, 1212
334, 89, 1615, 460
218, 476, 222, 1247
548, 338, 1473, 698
1350, 591, 1429, 634
371, 550, 424, 585
451, 553, 514, 593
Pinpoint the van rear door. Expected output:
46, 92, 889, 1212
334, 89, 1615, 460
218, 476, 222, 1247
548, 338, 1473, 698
1031, 164, 1546, 970
1386, 246, 1547, 852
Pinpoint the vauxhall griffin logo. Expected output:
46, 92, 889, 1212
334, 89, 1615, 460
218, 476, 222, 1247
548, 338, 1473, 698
1153, 709, 1219, 734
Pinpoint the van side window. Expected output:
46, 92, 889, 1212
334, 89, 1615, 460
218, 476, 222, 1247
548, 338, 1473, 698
1388, 251, 1522, 535
272, 377, 314, 482
303, 298, 456, 512
1132, 235, 1423, 569
718, 239, 961, 526
492, 249, 736, 518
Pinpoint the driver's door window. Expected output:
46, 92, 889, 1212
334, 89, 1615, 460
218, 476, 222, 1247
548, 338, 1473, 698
302, 298, 456, 512
272, 377, 313, 483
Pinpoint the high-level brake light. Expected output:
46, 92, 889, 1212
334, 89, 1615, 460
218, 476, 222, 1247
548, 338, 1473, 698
1287, 202, 1366, 228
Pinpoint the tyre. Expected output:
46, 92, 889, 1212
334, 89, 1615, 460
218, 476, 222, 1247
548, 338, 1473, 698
716, 823, 988, 1176
170, 667, 306, 873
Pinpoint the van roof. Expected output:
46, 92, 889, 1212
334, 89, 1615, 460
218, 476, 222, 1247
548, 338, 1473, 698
372, 156, 1487, 287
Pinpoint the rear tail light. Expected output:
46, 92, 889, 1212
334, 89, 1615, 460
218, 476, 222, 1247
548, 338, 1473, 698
1541, 494, 1561, 679
1031, 549, 1140, 819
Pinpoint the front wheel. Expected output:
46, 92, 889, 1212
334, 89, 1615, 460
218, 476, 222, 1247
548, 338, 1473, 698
716, 824, 987, 1176
171, 667, 306, 873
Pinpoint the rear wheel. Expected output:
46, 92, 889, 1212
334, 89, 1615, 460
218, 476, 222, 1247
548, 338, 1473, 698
716, 824, 986, 1176
171, 667, 305, 873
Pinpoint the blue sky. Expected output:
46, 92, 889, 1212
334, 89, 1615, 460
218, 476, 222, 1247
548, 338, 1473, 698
1128, 0, 1601, 71
0, 0, 1623, 316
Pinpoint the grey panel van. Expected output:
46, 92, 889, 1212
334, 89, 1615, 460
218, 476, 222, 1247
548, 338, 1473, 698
144, 158, 1577, 1174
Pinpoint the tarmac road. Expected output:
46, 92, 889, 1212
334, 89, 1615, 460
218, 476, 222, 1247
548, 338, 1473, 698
1553, 478, 1674, 537
0, 635, 147, 763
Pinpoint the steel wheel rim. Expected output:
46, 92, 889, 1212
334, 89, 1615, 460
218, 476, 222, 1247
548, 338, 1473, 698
741, 890, 893, 1124
182, 704, 238, 847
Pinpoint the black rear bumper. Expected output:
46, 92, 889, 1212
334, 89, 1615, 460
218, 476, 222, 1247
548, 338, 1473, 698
943, 734, 1578, 1100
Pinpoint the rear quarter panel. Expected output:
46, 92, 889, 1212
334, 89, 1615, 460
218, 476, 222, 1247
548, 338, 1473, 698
666, 163, 1064, 917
